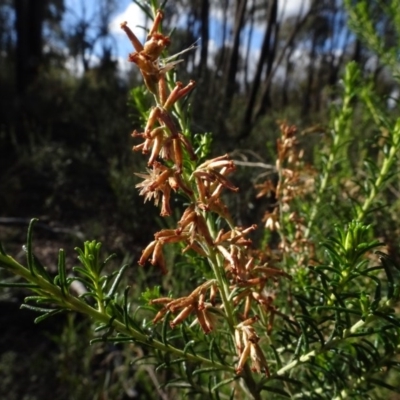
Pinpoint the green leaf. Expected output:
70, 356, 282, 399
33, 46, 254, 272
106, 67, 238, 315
34, 309, 65, 324
89, 335, 128, 345
22, 246, 52, 282
377, 252, 396, 298
0, 282, 40, 288
107, 264, 129, 298
71, 276, 95, 292
368, 378, 400, 392
295, 316, 325, 347
24, 295, 50, 303
78, 292, 98, 301
26, 218, 38, 276
292, 335, 304, 360
192, 367, 225, 376
99, 253, 116, 274
161, 310, 171, 345
94, 323, 109, 332
209, 336, 225, 364
20, 304, 57, 314
270, 345, 283, 370
211, 377, 238, 392
261, 386, 290, 398
73, 266, 94, 280
123, 286, 131, 329
183, 340, 196, 356
272, 375, 303, 387
373, 311, 400, 327
132, 0, 153, 21
165, 382, 193, 389
57, 248, 67, 295
314, 265, 342, 277
0, 242, 6, 256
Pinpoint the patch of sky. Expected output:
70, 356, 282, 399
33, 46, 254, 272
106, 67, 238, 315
62, 0, 315, 76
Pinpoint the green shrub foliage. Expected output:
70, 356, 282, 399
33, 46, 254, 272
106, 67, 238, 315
1, 1, 400, 398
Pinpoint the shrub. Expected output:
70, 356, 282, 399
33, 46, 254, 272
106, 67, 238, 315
1, 1, 400, 398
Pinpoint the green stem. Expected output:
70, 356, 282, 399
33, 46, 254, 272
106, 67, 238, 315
0, 254, 234, 372
305, 63, 358, 238
356, 119, 400, 221
305, 129, 341, 238
209, 251, 236, 331
203, 213, 236, 332
204, 217, 261, 399
93, 273, 106, 314
275, 317, 369, 376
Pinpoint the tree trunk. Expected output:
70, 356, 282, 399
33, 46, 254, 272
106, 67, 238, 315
240, 0, 278, 138
14, 0, 46, 96
302, 32, 317, 116
252, 6, 311, 124
221, 0, 247, 117
212, 0, 229, 97
198, 0, 209, 78
243, 0, 255, 92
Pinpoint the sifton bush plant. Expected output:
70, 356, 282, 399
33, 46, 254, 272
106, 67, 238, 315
1, 1, 400, 398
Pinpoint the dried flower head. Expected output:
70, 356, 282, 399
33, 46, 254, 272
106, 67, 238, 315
135, 162, 174, 215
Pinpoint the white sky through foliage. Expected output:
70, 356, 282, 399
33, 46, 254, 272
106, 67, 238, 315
107, 0, 311, 51
63, 0, 311, 74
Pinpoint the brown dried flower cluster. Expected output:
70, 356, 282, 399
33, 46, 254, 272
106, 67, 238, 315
122, 9, 287, 377
150, 280, 218, 333
121, 10, 176, 94
235, 316, 270, 376
256, 123, 316, 263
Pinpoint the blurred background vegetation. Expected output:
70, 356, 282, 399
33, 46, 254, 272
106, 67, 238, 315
0, 0, 399, 398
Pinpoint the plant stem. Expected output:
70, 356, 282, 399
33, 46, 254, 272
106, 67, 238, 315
0, 253, 234, 372
305, 63, 358, 238
203, 213, 236, 332
209, 251, 236, 331
357, 118, 400, 221
275, 317, 369, 376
